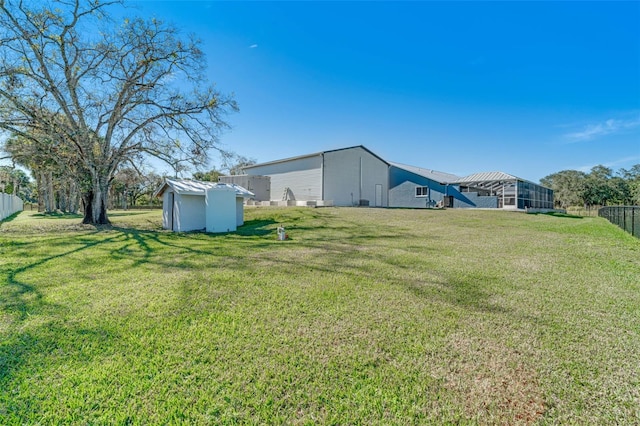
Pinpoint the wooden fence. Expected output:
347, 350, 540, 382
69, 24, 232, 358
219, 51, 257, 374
599, 206, 640, 238
0, 192, 24, 221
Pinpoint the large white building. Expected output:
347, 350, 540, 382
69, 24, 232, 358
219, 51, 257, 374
243, 146, 389, 207
241, 145, 554, 210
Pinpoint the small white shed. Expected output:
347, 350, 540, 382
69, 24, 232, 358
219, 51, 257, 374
155, 179, 254, 233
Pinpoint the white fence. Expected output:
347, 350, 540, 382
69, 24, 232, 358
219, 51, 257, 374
0, 192, 24, 221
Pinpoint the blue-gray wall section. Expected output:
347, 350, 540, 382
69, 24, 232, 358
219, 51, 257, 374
389, 181, 435, 208
389, 166, 483, 208
453, 192, 498, 208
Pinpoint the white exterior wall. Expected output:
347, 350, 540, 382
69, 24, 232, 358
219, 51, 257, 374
244, 155, 322, 201
205, 188, 237, 233
323, 147, 389, 206
175, 194, 206, 232
235, 197, 244, 226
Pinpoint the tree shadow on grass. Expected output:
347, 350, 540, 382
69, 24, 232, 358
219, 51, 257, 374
0, 232, 123, 397
530, 212, 583, 219
30, 212, 84, 220
0, 216, 284, 396
5, 207, 510, 319
106, 219, 279, 269
2, 232, 119, 320
235, 218, 278, 237
107, 211, 149, 217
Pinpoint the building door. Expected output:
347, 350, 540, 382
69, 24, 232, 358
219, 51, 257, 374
375, 184, 383, 207
444, 196, 454, 208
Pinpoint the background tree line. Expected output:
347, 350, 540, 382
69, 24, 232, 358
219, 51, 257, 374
0, 162, 163, 213
0, 151, 255, 214
541, 164, 640, 209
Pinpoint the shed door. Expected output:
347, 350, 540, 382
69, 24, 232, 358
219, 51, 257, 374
169, 192, 175, 231
375, 184, 383, 207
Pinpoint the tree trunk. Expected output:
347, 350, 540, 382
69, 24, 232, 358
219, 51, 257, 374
37, 172, 44, 212
46, 171, 55, 213
69, 181, 79, 214
82, 173, 110, 224
58, 188, 67, 213
82, 190, 109, 224
39, 170, 55, 213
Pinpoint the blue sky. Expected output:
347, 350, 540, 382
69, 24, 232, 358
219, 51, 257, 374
132, 0, 638, 183
7, 1, 639, 183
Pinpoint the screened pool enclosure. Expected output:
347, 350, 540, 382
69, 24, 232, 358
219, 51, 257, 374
454, 172, 554, 210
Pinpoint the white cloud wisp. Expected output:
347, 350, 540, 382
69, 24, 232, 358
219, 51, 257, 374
564, 114, 640, 142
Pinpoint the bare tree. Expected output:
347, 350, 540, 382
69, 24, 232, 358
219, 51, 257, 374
0, 0, 237, 224
110, 166, 153, 209
223, 154, 256, 176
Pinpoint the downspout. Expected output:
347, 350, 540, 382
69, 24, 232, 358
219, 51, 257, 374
359, 157, 363, 203
321, 153, 325, 202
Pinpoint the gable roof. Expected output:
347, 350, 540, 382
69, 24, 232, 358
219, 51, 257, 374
389, 162, 460, 184
242, 145, 389, 171
323, 145, 390, 165
154, 179, 254, 198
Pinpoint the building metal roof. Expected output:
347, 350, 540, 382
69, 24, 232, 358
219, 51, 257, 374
452, 171, 521, 184
154, 179, 254, 198
242, 151, 323, 170
389, 162, 460, 184
242, 145, 389, 171
323, 145, 390, 165
452, 171, 552, 195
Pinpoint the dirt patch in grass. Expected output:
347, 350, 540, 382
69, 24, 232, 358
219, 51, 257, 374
435, 332, 545, 425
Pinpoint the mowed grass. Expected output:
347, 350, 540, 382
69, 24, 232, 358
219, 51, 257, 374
1, 207, 639, 425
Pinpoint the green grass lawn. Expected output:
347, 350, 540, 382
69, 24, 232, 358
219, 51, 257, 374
1, 207, 639, 424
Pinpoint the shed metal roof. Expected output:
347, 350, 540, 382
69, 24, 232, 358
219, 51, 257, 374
154, 179, 254, 198
389, 162, 460, 184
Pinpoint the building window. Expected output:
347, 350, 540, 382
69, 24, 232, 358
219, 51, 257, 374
415, 186, 429, 197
